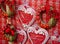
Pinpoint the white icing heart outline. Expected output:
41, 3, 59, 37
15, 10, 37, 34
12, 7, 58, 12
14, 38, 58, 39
27, 27, 49, 44
18, 4, 36, 15
17, 30, 27, 44
17, 4, 36, 27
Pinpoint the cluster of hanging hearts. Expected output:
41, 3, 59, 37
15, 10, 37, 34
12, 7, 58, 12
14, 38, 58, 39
0, 0, 59, 44
17, 4, 59, 44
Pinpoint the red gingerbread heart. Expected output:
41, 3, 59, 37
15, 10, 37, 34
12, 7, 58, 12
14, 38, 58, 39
27, 27, 49, 44
17, 30, 27, 44
17, 4, 36, 27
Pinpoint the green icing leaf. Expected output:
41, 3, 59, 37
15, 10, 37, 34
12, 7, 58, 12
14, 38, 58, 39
9, 32, 17, 42
48, 17, 56, 28
6, 4, 14, 17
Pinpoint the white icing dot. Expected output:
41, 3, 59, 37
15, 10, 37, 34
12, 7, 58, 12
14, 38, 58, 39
51, 36, 56, 40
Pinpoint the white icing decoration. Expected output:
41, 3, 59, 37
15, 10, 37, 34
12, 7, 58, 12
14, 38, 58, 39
51, 36, 56, 40
17, 30, 27, 44
18, 4, 36, 15
23, 24, 29, 28
18, 5, 26, 12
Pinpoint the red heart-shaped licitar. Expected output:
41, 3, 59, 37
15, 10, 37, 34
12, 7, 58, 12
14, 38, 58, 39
29, 32, 45, 44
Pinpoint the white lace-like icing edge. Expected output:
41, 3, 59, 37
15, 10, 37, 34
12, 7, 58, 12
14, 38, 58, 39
18, 4, 36, 15
27, 27, 49, 44
51, 36, 60, 42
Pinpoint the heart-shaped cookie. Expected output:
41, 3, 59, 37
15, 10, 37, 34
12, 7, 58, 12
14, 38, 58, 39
17, 4, 36, 28
27, 27, 49, 44
17, 30, 27, 44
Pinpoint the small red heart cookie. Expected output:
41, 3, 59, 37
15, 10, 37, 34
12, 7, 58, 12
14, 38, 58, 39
17, 30, 27, 44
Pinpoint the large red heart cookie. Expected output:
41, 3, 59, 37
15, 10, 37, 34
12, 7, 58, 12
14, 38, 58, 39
17, 4, 36, 27
27, 27, 49, 44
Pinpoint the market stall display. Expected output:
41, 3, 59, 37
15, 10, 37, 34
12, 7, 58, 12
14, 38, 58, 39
0, 0, 60, 44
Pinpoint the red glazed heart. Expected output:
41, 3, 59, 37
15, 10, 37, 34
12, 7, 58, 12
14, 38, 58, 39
27, 27, 49, 44
17, 30, 27, 44
17, 4, 36, 27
